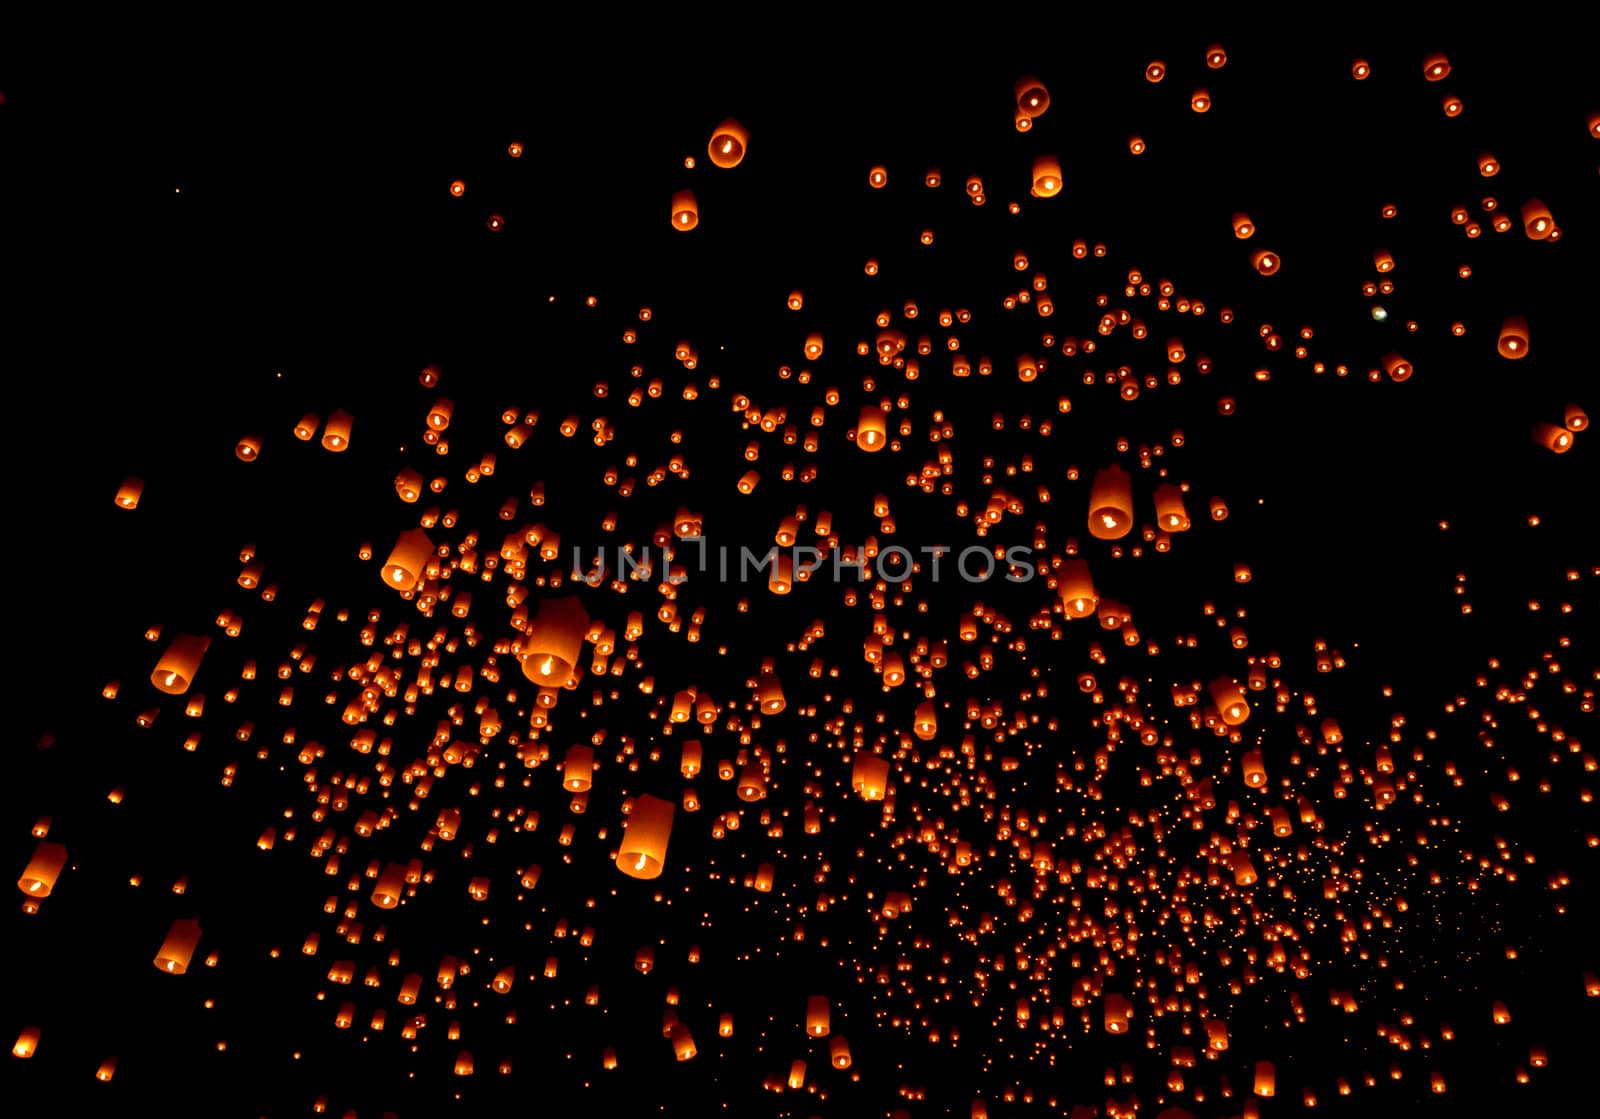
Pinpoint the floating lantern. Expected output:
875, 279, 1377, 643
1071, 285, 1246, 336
617, 794, 675, 880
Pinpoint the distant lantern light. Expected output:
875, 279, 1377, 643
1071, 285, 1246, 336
670, 190, 699, 231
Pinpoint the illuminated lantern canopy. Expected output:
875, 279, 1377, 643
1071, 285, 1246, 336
857, 406, 888, 452
17, 841, 67, 898
151, 633, 211, 695
756, 673, 786, 714
154, 918, 203, 974
1058, 559, 1098, 619
1521, 199, 1555, 239
617, 794, 675, 880
1497, 315, 1529, 359
1531, 423, 1573, 453
114, 477, 144, 509
1231, 212, 1255, 239
830, 1035, 852, 1068
1088, 465, 1134, 540
520, 596, 590, 685
563, 745, 595, 792
1152, 483, 1190, 532
1031, 156, 1063, 198
806, 995, 831, 1036
1209, 677, 1251, 726
670, 190, 699, 231
1251, 249, 1281, 275
913, 700, 937, 741
381, 528, 434, 593
853, 754, 890, 801
12, 1027, 39, 1059
707, 118, 749, 168
1104, 993, 1132, 1033
371, 862, 407, 909
1014, 75, 1050, 119
1254, 1060, 1276, 1097
669, 1022, 696, 1061
321, 409, 353, 452
235, 435, 261, 461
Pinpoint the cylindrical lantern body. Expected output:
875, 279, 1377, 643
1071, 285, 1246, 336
1088, 466, 1134, 540
18, 841, 67, 897
618, 795, 675, 879
152, 634, 211, 695
382, 528, 434, 593
707, 118, 749, 168
521, 596, 589, 685
154, 918, 202, 974
857, 406, 888, 451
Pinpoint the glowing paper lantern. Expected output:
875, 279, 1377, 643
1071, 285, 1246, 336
520, 596, 589, 685
1031, 156, 1063, 198
857, 406, 888, 451
1058, 559, 1098, 619
707, 118, 749, 168
1088, 465, 1134, 540
670, 190, 699, 231
154, 917, 203, 974
617, 794, 675, 880
381, 528, 434, 593
321, 409, 353, 452
17, 841, 67, 898
151, 634, 211, 695
1210, 677, 1251, 726
1497, 315, 1529, 359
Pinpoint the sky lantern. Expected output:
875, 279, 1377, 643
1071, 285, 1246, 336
806, 995, 831, 1036
1014, 75, 1050, 118
154, 918, 202, 974
707, 118, 749, 168
151, 633, 210, 695
617, 794, 674, 880
521, 596, 589, 685
671, 190, 698, 231
563, 744, 595, 792
1032, 156, 1063, 198
321, 409, 353, 452
1210, 677, 1251, 726
857, 405, 887, 451
1088, 465, 1134, 540
114, 476, 143, 509
381, 528, 433, 592
1497, 315, 1529, 358
1058, 559, 1098, 619
17, 841, 67, 898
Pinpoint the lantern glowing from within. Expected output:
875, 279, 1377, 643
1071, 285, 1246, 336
1206, 1018, 1229, 1051
617, 794, 675, 880
857, 405, 888, 451
1521, 199, 1554, 239
18, 841, 67, 897
1254, 1061, 1276, 1097
563, 745, 595, 791
1564, 404, 1589, 432
521, 596, 589, 685
235, 435, 261, 461
1104, 992, 1132, 1033
1497, 315, 1529, 359
913, 700, 937, 741
1231, 212, 1255, 239
1058, 558, 1097, 619
830, 1035, 852, 1069
707, 118, 748, 169
114, 477, 143, 509
806, 995, 831, 1036
1381, 353, 1413, 382
381, 527, 433, 593
13, 1026, 39, 1059
154, 917, 202, 974
1031, 156, 1062, 198
853, 754, 890, 801
372, 862, 406, 909
669, 1021, 696, 1061
321, 409, 353, 452
670, 190, 698, 231
1088, 465, 1134, 540
1152, 483, 1190, 532
152, 633, 210, 695
1251, 249, 1281, 275
1014, 75, 1050, 118
1210, 677, 1251, 726
1531, 423, 1573, 454
756, 673, 786, 714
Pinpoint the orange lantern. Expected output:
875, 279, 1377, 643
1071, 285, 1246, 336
806, 995, 831, 1036
520, 596, 589, 684
1014, 75, 1050, 118
707, 118, 749, 168
152, 634, 210, 695
114, 476, 144, 509
671, 190, 699, 231
1088, 465, 1134, 540
17, 841, 67, 897
618, 794, 675, 880
154, 917, 202, 974
1152, 483, 1190, 532
321, 409, 353, 452
381, 528, 433, 592
1058, 559, 1097, 619
1497, 315, 1529, 359
857, 406, 888, 451
235, 435, 261, 461
1210, 677, 1251, 726
1031, 156, 1063, 198
563, 745, 595, 792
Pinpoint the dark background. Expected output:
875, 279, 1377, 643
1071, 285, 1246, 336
2, 26, 1595, 1118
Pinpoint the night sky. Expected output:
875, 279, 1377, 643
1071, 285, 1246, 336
4, 27, 1596, 1118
